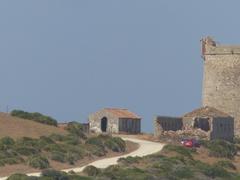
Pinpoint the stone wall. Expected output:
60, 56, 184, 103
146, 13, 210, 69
154, 116, 182, 137
202, 37, 240, 135
88, 110, 119, 133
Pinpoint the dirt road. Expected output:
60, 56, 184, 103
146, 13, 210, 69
0, 137, 164, 179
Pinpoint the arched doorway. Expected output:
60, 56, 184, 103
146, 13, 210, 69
101, 117, 108, 132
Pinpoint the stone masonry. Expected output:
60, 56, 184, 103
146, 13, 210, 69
202, 37, 240, 136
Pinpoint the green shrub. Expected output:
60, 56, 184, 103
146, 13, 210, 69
66, 152, 82, 165
15, 147, 39, 156
11, 110, 57, 126
195, 160, 231, 178
65, 122, 87, 139
7, 174, 30, 180
39, 136, 55, 145
105, 137, 126, 152
51, 151, 66, 163
28, 155, 49, 169
201, 140, 237, 159
63, 134, 81, 145
172, 166, 194, 179
215, 160, 237, 170
0, 157, 24, 165
49, 134, 65, 142
118, 156, 141, 164
163, 144, 195, 158
41, 169, 69, 179
16, 137, 39, 148
44, 144, 66, 153
203, 165, 230, 178
102, 167, 152, 180
85, 136, 104, 147
83, 166, 101, 176
0, 137, 15, 146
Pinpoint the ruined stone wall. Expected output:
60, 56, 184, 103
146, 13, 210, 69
210, 117, 234, 141
202, 38, 240, 135
182, 117, 194, 130
154, 116, 182, 137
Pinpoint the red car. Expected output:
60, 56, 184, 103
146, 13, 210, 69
181, 139, 200, 148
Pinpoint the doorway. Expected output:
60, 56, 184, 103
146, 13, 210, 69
101, 117, 108, 132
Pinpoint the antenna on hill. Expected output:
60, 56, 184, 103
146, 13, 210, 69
6, 105, 9, 114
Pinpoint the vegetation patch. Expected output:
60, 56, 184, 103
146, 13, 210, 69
83, 165, 101, 177
0, 123, 127, 171
11, 110, 57, 126
28, 155, 49, 169
201, 139, 238, 159
215, 160, 237, 170
163, 144, 196, 158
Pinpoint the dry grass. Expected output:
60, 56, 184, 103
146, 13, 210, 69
0, 113, 67, 139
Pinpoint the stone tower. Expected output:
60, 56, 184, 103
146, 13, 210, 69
202, 37, 240, 136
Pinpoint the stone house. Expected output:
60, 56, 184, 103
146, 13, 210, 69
183, 106, 234, 141
154, 116, 182, 137
88, 108, 141, 134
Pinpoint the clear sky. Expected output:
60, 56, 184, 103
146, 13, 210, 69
0, 1, 239, 132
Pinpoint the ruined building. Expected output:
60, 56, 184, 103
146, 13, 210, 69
202, 37, 240, 135
182, 106, 234, 141
88, 108, 141, 134
154, 116, 182, 137
154, 106, 234, 141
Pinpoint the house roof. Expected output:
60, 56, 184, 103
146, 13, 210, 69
104, 108, 141, 119
183, 106, 231, 118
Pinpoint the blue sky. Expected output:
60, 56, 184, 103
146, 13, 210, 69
0, 1, 239, 132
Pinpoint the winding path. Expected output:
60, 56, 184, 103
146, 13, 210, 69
0, 137, 164, 179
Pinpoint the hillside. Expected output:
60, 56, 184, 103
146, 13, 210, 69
0, 113, 66, 139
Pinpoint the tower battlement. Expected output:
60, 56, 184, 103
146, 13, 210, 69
202, 37, 240, 58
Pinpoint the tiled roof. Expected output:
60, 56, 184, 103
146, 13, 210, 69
183, 106, 230, 118
104, 108, 141, 119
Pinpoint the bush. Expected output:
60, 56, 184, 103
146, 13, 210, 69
39, 136, 55, 145
16, 137, 41, 151
63, 134, 81, 145
11, 110, 57, 126
102, 167, 152, 180
28, 155, 49, 169
66, 152, 82, 165
195, 160, 231, 178
118, 156, 141, 164
172, 166, 194, 179
7, 174, 30, 180
41, 169, 69, 179
203, 165, 230, 178
85, 136, 104, 147
163, 145, 195, 158
44, 144, 66, 153
65, 122, 87, 139
0, 137, 15, 146
201, 140, 237, 159
215, 160, 237, 170
15, 147, 39, 156
51, 151, 66, 163
0, 157, 24, 165
49, 134, 65, 142
105, 137, 126, 152
83, 165, 101, 176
